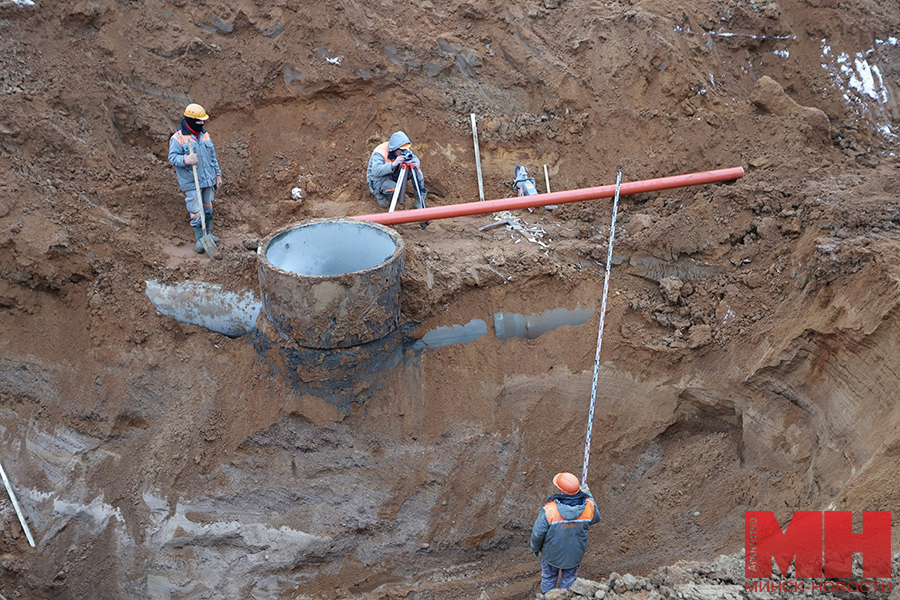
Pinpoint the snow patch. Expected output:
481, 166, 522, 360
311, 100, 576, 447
839, 54, 887, 102
713, 31, 758, 39
878, 125, 896, 138
820, 38, 895, 142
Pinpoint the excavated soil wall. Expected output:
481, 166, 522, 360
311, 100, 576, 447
0, 0, 899, 598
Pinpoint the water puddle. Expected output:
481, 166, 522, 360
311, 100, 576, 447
145, 280, 261, 337
494, 307, 594, 341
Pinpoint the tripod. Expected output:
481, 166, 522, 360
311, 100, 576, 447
388, 162, 427, 213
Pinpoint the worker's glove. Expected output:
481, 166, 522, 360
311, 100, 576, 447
184, 153, 199, 166
581, 483, 591, 494
215, 173, 223, 189
533, 551, 539, 558
391, 155, 405, 168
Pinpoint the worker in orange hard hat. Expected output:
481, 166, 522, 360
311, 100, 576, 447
168, 103, 223, 253
530, 472, 601, 594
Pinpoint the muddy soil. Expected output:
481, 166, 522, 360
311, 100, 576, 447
1, 0, 899, 598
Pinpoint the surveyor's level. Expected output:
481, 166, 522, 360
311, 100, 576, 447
353, 167, 744, 225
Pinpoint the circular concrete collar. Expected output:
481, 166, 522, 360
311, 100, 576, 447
256, 218, 405, 349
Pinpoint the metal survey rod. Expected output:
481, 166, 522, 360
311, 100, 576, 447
471, 114, 485, 201
352, 167, 744, 225
0, 460, 36, 547
582, 170, 621, 487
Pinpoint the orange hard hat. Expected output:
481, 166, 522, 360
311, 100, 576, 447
552, 472, 580, 494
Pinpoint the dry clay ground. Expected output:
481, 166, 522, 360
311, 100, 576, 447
1, 0, 900, 598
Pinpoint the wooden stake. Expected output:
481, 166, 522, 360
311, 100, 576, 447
471, 114, 485, 201
543, 164, 551, 193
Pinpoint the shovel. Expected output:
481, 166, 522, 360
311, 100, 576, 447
188, 139, 217, 257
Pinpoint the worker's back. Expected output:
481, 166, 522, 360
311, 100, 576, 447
531, 491, 600, 569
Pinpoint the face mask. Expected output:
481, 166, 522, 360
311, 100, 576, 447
185, 118, 205, 133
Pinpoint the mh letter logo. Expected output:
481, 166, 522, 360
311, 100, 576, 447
745, 511, 891, 579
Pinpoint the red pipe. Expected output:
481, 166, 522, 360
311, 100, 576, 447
352, 166, 744, 225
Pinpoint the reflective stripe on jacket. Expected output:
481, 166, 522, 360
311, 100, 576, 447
366, 141, 395, 194
530, 491, 601, 569
543, 499, 595, 524
168, 129, 220, 192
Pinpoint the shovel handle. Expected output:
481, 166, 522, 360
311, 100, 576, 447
187, 140, 207, 235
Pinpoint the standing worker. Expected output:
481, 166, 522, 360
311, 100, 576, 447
531, 472, 601, 594
366, 131, 427, 208
168, 103, 223, 253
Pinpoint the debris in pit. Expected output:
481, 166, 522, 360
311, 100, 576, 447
484, 210, 552, 250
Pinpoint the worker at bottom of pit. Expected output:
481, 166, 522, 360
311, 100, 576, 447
168, 103, 223, 253
531, 472, 601, 594
366, 131, 427, 208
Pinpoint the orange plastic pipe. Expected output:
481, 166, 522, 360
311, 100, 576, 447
353, 167, 743, 225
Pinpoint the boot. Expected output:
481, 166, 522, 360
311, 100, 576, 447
192, 226, 205, 253
205, 213, 220, 244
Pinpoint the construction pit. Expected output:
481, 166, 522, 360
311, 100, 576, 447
2, 1, 900, 599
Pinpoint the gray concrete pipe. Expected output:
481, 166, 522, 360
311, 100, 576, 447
256, 218, 405, 349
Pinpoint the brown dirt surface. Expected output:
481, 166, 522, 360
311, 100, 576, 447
1, 0, 900, 598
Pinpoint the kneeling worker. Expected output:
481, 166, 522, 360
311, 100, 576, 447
366, 131, 427, 208
531, 472, 601, 594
